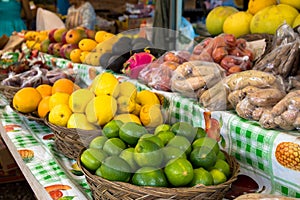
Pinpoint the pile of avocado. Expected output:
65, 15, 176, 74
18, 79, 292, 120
100, 36, 165, 73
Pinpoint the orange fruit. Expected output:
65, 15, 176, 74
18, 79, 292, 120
49, 92, 70, 110
52, 78, 75, 95
36, 84, 52, 98
70, 48, 82, 63
37, 96, 50, 118
13, 87, 42, 113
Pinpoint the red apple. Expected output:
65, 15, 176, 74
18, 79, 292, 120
48, 28, 58, 43
64, 43, 78, 60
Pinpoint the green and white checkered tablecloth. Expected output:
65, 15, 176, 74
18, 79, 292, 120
44, 53, 300, 198
0, 105, 92, 200
1, 52, 300, 199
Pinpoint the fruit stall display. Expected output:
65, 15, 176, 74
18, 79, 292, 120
77, 121, 239, 199
0, 0, 300, 199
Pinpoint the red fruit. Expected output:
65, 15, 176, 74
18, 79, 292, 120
122, 52, 156, 79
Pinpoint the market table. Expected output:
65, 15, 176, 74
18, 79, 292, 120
0, 53, 300, 199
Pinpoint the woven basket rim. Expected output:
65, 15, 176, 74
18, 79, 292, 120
0, 84, 20, 90
43, 113, 102, 135
77, 147, 240, 199
0, 84, 20, 102
0, 73, 8, 80
9, 102, 44, 123
43, 114, 102, 159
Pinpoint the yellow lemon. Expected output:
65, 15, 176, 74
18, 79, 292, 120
280, 0, 300, 10
113, 113, 141, 124
223, 11, 253, 38
117, 96, 136, 113
139, 104, 163, 128
136, 90, 160, 106
293, 14, 300, 28
67, 113, 98, 130
131, 103, 142, 116
49, 104, 72, 127
247, 0, 277, 15
119, 81, 137, 100
69, 88, 95, 113
85, 97, 98, 124
90, 72, 120, 98
49, 92, 70, 111
85, 94, 117, 126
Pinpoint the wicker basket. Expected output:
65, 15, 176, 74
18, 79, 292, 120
77, 148, 240, 200
9, 102, 45, 124
44, 115, 102, 160
0, 74, 8, 82
0, 84, 20, 102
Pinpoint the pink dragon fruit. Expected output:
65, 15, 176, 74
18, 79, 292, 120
122, 52, 155, 79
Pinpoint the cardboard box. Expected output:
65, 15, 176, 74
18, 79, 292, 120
184, 0, 196, 9
0, 137, 18, 173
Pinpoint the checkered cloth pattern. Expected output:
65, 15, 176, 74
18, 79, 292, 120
1, 52, 300, 198
0, 105, 92, 199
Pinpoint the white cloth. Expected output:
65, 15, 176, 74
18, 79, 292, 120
36, 8, 65, 31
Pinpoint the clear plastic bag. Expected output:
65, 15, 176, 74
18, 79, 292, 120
253, 23, 300, 78
1, 66, 76, 88
138, 50, 191, 92
190, 34, 255, 75
171, 60, 226, 99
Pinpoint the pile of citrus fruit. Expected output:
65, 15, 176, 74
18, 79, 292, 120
80, 121, 232, 187
206, 0, 300, 37
12, 72, 164, 131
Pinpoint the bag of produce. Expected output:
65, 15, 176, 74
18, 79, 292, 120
190, 33, 255, 75
171, 60, 226, 99
138, 51, 191, 92
253, 23, 300, 79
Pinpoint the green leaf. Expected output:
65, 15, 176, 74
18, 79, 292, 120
220, 134, 226, 148
219, 115, 223, 128
70, 169, 84, 176
58, 196, 75, 200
